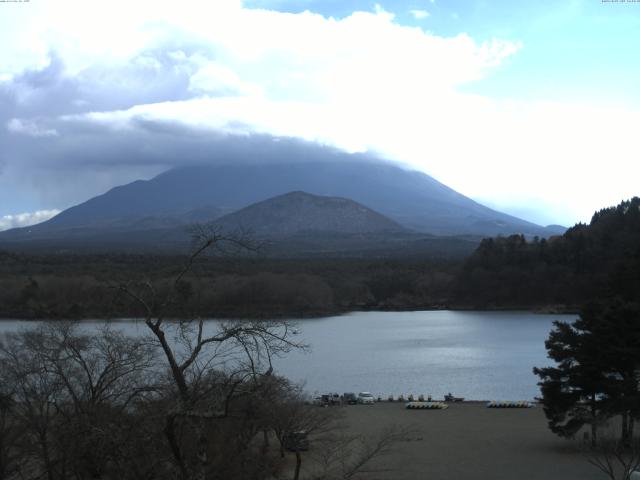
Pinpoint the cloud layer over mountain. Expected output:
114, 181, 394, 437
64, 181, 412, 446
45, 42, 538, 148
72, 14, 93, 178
1, 0, 638, 226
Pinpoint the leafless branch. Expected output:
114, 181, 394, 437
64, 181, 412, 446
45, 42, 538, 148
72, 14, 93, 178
584, 427, 640, 480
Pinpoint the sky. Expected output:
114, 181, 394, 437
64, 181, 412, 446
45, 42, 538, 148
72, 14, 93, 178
0, 0, 639, 230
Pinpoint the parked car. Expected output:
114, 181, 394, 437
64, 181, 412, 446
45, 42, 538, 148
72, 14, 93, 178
343, 392, 358, 404
283, 431, 309, 451
357, 392, 375, 404
314, 393, 341, 406
318, 393, 341, 406
313, 395, 328, 406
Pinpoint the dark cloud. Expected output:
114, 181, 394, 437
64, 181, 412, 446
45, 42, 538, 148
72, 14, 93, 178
0, 42, 229, 214
0, 74, 375, 215
18, 52, 65, 89
35, 115, 368, 169
0, 44, 370, 172
0, 40, 380, 216
0, 48, 201, 122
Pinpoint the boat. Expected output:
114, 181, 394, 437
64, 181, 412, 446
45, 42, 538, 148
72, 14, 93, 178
444, 393, 464, 402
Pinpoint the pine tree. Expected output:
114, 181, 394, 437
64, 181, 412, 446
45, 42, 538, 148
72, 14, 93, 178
534, 300, 640, 445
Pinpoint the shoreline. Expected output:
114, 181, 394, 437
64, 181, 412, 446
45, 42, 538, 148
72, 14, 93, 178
0, 305, 579, 322
2, 312, 558, 404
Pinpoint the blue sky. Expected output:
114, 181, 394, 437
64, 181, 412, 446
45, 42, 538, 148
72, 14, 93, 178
0, 0, 639, 230
245, 0, 640, 106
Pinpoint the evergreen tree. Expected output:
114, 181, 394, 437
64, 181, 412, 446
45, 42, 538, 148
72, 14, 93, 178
583, 301, 640, 444
534, 300, 640, 445
534, 317, 608, 445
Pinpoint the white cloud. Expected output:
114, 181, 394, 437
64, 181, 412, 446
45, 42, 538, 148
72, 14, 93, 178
0, 209, 61, 231
7, 118, 58, 137
2, 2, 518, 87
1, 0, 638, 225
410, 9, 430, 19
188, 63, 262, 97
56, 5, 522, 154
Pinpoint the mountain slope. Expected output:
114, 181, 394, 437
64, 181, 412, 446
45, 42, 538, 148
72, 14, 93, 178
6, 157, 562, 238
0, 190, 481, 257
213, 191, 406, 236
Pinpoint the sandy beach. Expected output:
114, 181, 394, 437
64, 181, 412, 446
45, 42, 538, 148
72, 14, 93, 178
320, 402, 603, 480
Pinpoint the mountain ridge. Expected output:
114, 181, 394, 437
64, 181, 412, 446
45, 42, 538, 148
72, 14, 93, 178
0, 190, 481, 258
12, 158, 563, 236
0, 157, 566, 256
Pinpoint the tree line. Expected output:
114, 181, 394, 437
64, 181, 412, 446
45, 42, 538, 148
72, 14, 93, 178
455, 197, 640, 309
0, 252, 458, 320
2, 198, 640, 320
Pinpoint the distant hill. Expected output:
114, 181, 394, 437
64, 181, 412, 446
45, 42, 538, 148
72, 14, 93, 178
0, 156, 563, 245
209, 191, 482, 258
213, 191, 406, 236
0, 190, 480, 258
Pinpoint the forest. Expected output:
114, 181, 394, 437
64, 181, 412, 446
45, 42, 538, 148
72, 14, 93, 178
0, 197, 639, 320
0, 252, 458, 319
455, 197, 640, 309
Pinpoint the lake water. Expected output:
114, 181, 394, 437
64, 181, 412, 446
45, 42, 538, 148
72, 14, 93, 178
0, 310, 575, 401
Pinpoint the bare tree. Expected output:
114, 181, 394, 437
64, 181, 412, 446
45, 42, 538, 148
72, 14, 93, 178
0, 389, 22, 480
115, 225, 304, 480
267, 384, 409, 480
584, 425, 640, 480
267, 382, 340, 480
1, 328, 67, 480
0, 225, 407, 480
0, 322, 158, 480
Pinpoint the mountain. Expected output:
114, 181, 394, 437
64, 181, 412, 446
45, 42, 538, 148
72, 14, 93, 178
213, 191, 406, 236
2, 157, 563, 243
0, 189, 481, 257
207, 191, 478, 257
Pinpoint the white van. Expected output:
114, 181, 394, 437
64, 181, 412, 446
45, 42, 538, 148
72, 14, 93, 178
357, 392, 375, 404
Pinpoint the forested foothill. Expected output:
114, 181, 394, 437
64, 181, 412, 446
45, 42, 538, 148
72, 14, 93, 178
455, 197, 640, 310
1, 198, 640, 320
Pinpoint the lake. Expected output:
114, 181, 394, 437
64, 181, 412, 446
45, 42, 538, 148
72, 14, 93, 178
0, 310, 575, 401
